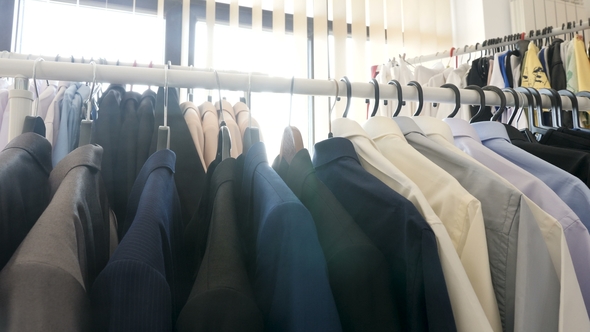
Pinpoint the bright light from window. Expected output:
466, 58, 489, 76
193, 23, 309, 160
19, 0, 164, 64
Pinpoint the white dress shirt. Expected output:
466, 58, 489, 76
363, 116, 501, 332
332, 117, 494, 332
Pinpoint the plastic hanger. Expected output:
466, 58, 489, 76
279, 76, 304, 164
156, 62, 171, 151
538, 88, 561, 128
388, 80, 403, 117
214, 71, 231, 160
441, 83, 460, 118
512, 88, 539, 142
21, 57, 47, 136
340, 76, 352, 117
328, 78, 339, 138
501, 88, 521, 124
242, 72, 260, 154
369, 78, 380, 117
409, 81, 424, 116
517, 87, 550, 136
558, 89, 579, 129
78, 61, 97, 146
482, 85, 506, 121
466, 85, 487, 123
574, 91, 590, 132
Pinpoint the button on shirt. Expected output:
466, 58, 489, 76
313, 137, 456, 332
332, 117, 492, 332
473, 121, 590, 317
363, 116, 501, 332
400, 116, 561, 332
442, 117, 590, 331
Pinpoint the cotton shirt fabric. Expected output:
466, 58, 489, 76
402, 116, 561, 332
332, 117, 494, 332
45, 82, 70, 147
473, 121, 590, 316
32, 81, 57, 120
313, 137, 456, 332
444, 117, 590, 331
52, 83, 90, 166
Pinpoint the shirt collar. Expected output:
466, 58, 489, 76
412, 116, 455, 143
363, 116, 407, 142
49, 144, 106, 194
312, 137, 359, 169
503, 123, 527, 142
3, 132, 52, 176
392, 116, 426, 136
471, 121, 511, 143
443, 118, 482, 143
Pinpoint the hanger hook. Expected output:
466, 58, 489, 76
340, 76, 352, 118
498, 87, 520, 123
388, 80, 403, 117
441, 83, 461, 118
32, 57, 45, 117
408, 81, 424, 116
483, 85, 506, 121
466, 85, 487, 123
289, 76, 295, 126
369, 78, 380, 117
85, 60, 97, 121
164, 61, 170, 128
328, 78, 339, 138
214, 70, 225, 124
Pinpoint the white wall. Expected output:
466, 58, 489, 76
450, 0, 513, 47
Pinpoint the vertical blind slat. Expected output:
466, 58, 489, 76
350, 0, 367, 123
385, 0, 403, 60
368, 0, 386, 67
333, 0, 347, 118
313, 0, 329, 141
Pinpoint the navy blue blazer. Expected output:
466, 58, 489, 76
91, 149, 190, 331
237, 142, 342, 332
313, 137, 456, 332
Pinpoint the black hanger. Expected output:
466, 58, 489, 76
512, 87, 539, 142
441, 83, 461, 118
213, 71, 231, 160
388, 80, 403, 117
558, 89, 578, 129
341, 76, 352, 117
518, 87, 551, 136
539, 88, 561, 128
501, 88, 521, 123
483, 86, 506, 121
574, 91, 590, 132
369, 78, 380, 117
409, 81, 424, 116
467, 85, 487, 123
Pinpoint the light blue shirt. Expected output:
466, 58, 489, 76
447, 118, 590, 320
52, 83, 90, 166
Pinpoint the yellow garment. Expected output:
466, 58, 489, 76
521, 42, 550, 89
574, 36, 590, 92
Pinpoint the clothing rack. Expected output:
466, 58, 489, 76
406, 19, 590, 65
0, 56, 588, 111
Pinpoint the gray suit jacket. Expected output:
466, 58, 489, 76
0, 144, 117, 331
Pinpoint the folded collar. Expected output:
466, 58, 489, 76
444, 118, 482, 143
472, 121, 511, 144
412, 116, 454, 143
312, 137, 359, 169
363, 116, 407, 142
392, 116, 426, 136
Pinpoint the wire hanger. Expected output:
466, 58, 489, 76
388, 80, 403, 117
340, 76, 352, 117
242, 72, 260, 154
20, 58, 47, 136
79, 61, 97, 147
409, 81, 424, 116
214, 70, 231, 160
441, 83, 461, 118
328, 78, 339, 138
369, 78, 380, 117
482, 85, 506, 121
156, 62, 171, 151
279, 76, 304, 164
498, 88, 519, 123
467, 85, 487, 123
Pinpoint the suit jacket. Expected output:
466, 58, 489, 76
0, 144, 114, 331
238, 142, 342, 332
0, 132, 52, 269
150, 87, 206, 228
176, 158, 263, 332
91, 149, 190, 331
313, 137, 456, 332
275, 149, 397, 332
540, 127, 590, 152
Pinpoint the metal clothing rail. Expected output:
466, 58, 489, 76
405, 19, 590, 65
0, 57, 588, 110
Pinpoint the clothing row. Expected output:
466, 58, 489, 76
375, 34, 590, 129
